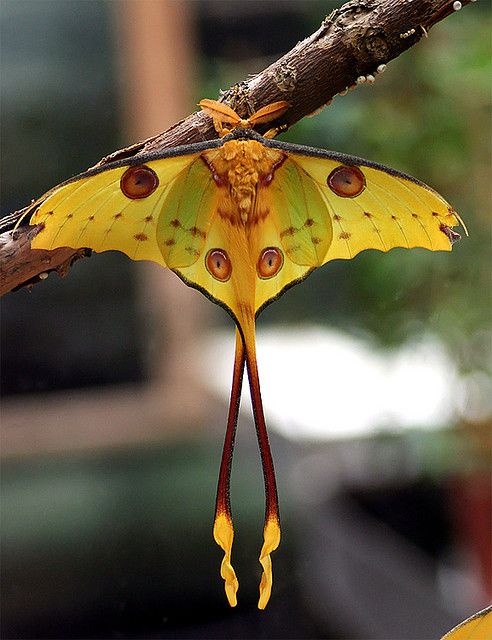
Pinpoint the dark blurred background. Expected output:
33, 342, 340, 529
1, 1, 491, 638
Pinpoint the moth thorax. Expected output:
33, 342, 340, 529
229, 166, 259, 224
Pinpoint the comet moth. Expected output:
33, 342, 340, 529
440, 606, 492, 640
25, 98, 465, 609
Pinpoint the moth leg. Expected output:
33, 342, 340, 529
212, 118, 233, 137
262, 123, 288, 139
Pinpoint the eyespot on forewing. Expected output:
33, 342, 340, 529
120, 166, 159, 199
327, 165, 365, 198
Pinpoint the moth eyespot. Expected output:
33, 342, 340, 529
120, 165, 158, 199
206, 249, 232, 282
327, 165, 365, 197
257, 247, 283, 279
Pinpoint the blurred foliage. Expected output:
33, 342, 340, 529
1, 0, 145, 394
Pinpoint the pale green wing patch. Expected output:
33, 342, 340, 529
156, 157, 220, 268
265, 158, 333, 267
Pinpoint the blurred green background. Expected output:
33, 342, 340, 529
1, 1, 491, 638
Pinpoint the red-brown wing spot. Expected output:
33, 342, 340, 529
88, 215, 95, 221
218, 208, 237, 225
165, 238, 176, 246
121, 165, 158, 199
311, 237, 321, 245
134, 232, 148, 241
412, 213, 419, 218
333, 214, 342, 221
432, 212, 440, 217
257, 247, 284, 279
145, 215, 154, 222
440, 224, 461, 244
328, 166, 365, 198
339, 231, 351, 240
206, 248, 232, 281
186, 247, 200, 257
114, 213, 123, 219
170, 218, 181, 228
280, 226, 295, 239
250, 207, 269, 226
305, 218, 315, 227
190, 226, 206, 239
287, 244, 301, 254
364, 211, 373, 218
67, 213, 73, 219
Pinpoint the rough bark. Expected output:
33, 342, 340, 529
0, 0, 475, 295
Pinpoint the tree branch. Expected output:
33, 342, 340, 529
0, 0, 475, 295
